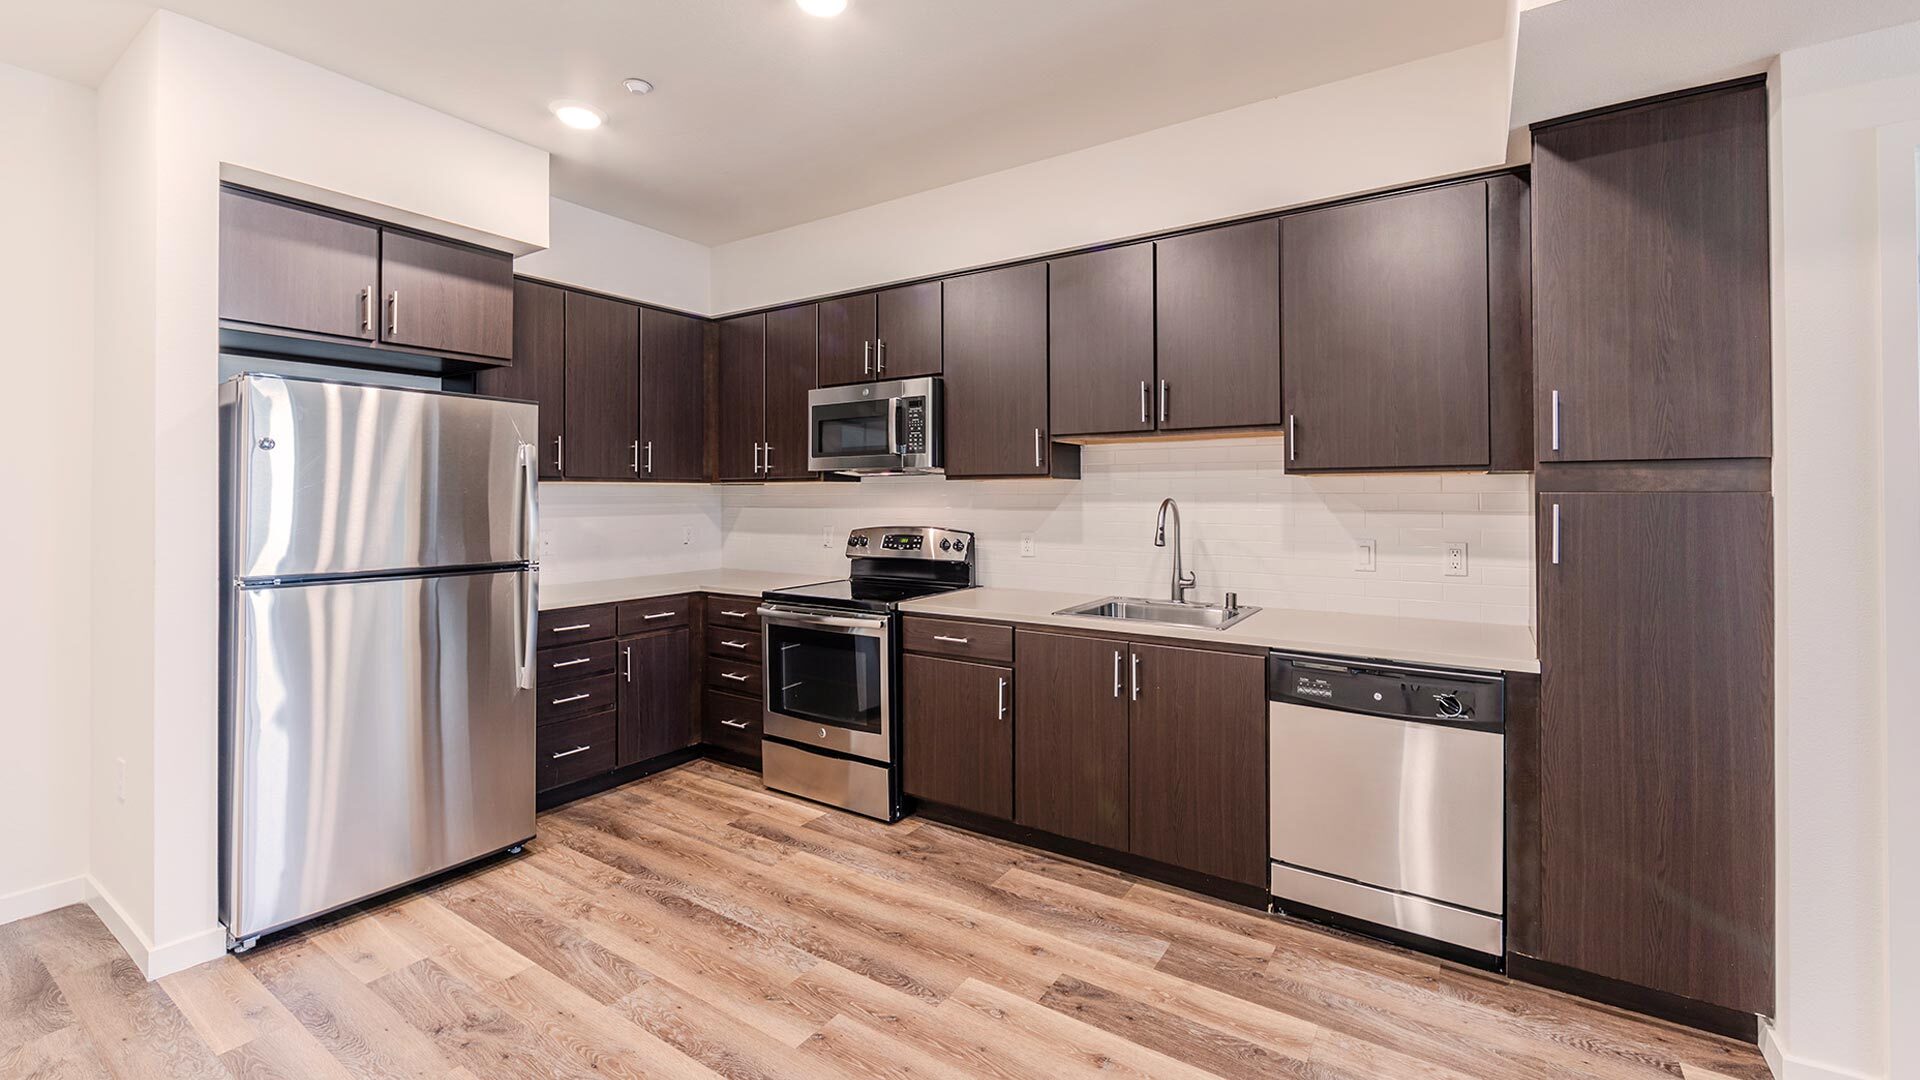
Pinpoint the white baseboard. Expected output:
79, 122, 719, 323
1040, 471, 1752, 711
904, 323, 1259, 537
1761, 1019, 1882, 1080
0, 876, 94, 926
84, 875, 226, 980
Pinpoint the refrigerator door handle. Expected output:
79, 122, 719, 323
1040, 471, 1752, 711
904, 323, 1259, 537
515, 442, 539, 691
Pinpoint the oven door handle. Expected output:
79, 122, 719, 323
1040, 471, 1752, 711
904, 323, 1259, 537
757, 606, 891, 633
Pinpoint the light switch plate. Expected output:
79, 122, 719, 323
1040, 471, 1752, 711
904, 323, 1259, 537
821, 526, 836, 549
1354, 538, 1377, 572
1445, 541, 1469, 577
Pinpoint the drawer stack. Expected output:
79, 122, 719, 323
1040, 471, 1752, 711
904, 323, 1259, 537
535, 605, 620, 791
701, 594, 764, 765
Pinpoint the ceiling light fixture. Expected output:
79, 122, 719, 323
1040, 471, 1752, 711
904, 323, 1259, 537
622, 77, 655, 95
796, 0, 847, 17
549, 101, 605, 130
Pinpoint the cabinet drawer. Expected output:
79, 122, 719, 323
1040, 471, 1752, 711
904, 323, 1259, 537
707, 626, 761, 661
705, 594, 763, 631
903, 617, 1013, 663
539, 604, 616, 648
538, 709, 617, 791
617, 594, 690, 634
706, 656, 762, 697
537, 639, 616, 681
703, 690, 762, 756
539, 673, 617, 724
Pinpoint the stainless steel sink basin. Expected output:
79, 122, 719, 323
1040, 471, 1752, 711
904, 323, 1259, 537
1054, 595, 1261, 631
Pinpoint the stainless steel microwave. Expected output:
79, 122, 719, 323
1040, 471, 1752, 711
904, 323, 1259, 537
806, 377, 943, 476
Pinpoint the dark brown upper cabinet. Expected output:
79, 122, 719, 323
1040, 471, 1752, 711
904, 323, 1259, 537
638, 309, 707, 481
1531, 490, 1773, 1016
379, 230, 514, 362
1533, 81, 1770, 464
477, 279, 566, 479
817, 292, 877, 386
1014, 630, 1130, 851
1281, 181, 1491, 472
1049, 243, 1155, 437
763, 305, 818, 479
562, 291, 642, 480
220, 187, 380, 342
1155, 219, 1281, 431
816, 282, 942, 386
902, 655, 1014, 819
717, 314, 768, 481
943, 264, 1052, 478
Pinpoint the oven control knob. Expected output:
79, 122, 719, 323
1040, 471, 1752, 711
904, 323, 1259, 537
818, 727, 828, 739
939, 538, 951, 551
951, 539, 965, 552
1432, 692, 1465, 718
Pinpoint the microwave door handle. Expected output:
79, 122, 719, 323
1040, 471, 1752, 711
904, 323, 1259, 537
886, 397, 902, 454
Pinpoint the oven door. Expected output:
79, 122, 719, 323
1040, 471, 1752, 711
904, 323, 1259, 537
758, 605, 893, 763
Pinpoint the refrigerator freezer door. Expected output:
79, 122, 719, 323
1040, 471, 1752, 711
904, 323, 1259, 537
222, 568, 536, 941
225, 374, 539, 580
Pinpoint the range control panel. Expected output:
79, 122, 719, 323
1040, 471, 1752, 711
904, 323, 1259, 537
1268, 651, 1504, 732
845, 525, 974, 562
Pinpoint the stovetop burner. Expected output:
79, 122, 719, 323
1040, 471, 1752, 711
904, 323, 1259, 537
762, 526, 976, 614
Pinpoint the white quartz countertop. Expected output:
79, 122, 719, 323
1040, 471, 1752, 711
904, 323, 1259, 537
538, 569, 822, 611
897, 587, 1540, 674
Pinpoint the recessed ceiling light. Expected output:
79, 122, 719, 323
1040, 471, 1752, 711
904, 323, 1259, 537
623, 77, 655, 95
796, 0, 847, 16
549, 101, 605, 130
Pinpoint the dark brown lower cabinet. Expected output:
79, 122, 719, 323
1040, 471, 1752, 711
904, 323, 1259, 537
1014, 630, 1129, 850
902, 655, 1013, 818
1531, 490, 1773, 1016
1125, 642, 1267, 887
616, 627, 693, 766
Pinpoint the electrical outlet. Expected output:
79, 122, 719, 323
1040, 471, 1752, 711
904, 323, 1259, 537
1354, 538, 1377, 572
1445, 541, 1469, 577
1019, 533, 1037, 558
115, 757, 126, 803
821, 526, 837, 549
681, 525, 693, 546
539, 533, 554, 557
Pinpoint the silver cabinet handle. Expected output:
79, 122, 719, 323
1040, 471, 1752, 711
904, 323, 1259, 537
1034, 428, 1042, 469
360, 285, 375, 334
1288, 414, 1297, 462
1551, 503, 1561, 565
932, 634, 970, 644
387, 290, 399, 336
645, 441, 654, 474
642, 610, 675, 620
1158, 379, 1168, 424
623, 645, 633, 682
752, 442, 764, 474
1550, 390, 1562, 452
1130, 652, 1141, 701
550, 656, 591, 668
550, 744, 592, 760
1140, 381, 1149, 424
631, 441, 640, 474
997, 676, 1007, 721
550, 692, 591, 705
720, 718, 751, 729
1112, 650, 1122, 698
721, 610, 751, 618
876, 338, 886, 374
554, 435, 564, 473
764, 443, 774, 473
721, 639, 750, 650
551, 623, 593, 633
863, 340, 872, 375
721, 672, 751, 682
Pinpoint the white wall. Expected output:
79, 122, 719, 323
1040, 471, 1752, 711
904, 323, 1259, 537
724, 442, 1533, 626
90, 10, 549, 976
710, 38, 1513, 312
538, 484, 724, 586
0, 61, 95, 924
517, 198, 713, 315
1766, 19, 1920, 1080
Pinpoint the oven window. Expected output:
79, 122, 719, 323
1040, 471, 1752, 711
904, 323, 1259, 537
817, 414, 890, 457
765, 623, 884, 733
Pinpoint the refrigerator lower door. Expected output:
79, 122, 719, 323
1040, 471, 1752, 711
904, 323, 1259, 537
222, 567, 535, 941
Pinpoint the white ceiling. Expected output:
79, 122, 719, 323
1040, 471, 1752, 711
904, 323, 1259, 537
0, 0, 1507, 244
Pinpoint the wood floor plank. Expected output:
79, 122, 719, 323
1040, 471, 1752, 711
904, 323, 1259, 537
1038, 973, 1315, 1079
310, 909, 431, 984
216, 1021, 361, 1080
800, 1013, 996, 1080
606, 973, 841, 1080
157, 956, 293, 1054
0, 1021, 114, 1080
368, 957, 604, 1080
243, 938, 457, 1080
11, 908, 125, 981
939, 977, 1228, 1080
54, 956, 229, 1080
0, 926, 75, 1052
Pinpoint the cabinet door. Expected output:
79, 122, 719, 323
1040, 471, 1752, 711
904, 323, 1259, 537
1282, 182, 1491, 471
902, 656, 1013, 819
562, 291, 642, 480
477, 280, 566, 479
817, 293, 877, 386
1155, 219, 1281, 431
616, 627, 693, 766
1126, 642, 1267, 886
764, 305, 818, 479
717, 315, 767, 481
876, 280, 942, 379
1049, 244, 1155, 436
943, 264, 1050, 478
639, 308, 707, 481
1534, 491, 1773, 1014
219, 188, 379, 341
1533, 82, 1770, 462
1014, 630, 1128, 850
379, 230, 514, 361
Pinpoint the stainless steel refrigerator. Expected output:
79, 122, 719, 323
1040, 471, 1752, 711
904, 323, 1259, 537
219, 373, 539, 948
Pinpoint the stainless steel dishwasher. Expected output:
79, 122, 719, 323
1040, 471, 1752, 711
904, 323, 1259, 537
1267, 650, 1505, 962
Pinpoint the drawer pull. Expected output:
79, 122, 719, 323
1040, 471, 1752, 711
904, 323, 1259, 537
550, 657, 591, 668
642, 610, 675, 620
549, 744, 592, 760
551, 623, 594, 633
720, 719, 751, 729
720, 672, 751, 683
721, 639, 750, 650
721, 609, 751, 618
550, 692, 592, 705
932, 634, 970, 644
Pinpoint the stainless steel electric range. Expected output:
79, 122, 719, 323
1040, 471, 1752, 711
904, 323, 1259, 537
757, 525, 976, 821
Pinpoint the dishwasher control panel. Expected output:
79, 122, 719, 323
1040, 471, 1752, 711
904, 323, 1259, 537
1268, 651, 1504, 732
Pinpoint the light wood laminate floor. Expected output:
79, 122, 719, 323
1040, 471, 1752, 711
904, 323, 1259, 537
1, 760, 1771, 1079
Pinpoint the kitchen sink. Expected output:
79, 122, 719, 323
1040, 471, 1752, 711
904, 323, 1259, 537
1054, 595, 1261, 631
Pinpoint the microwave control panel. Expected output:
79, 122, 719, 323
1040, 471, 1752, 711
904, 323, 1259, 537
899, 397, 928, 453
